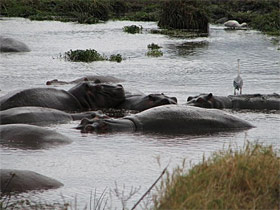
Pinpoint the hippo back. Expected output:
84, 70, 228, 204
0, 169, 63, 194
0, 88, 82, 112
126, 105, 253, 133
0, 124, 73, 149
0, 36, 30, 52
229, 94, 280, 110
0, 107, 73, 125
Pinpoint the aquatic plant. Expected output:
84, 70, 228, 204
63, 49, 123, 63
153, 142, 280, 209
109, 54, 123, 63
158, 0, 209, 33
123, 25, 142, 34
146, 49, 163, 57
64, 49, 106, 62
147, 43, 162, 50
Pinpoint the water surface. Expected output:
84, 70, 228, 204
0, 18, 279, 209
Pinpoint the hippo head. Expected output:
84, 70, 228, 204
187, 93, 214, 108
46, 79, 68, 85
140, 93, 177, 111
76, 118, 134, 133
68, 82, 125, 110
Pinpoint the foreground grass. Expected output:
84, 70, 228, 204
153, 142, 280, 209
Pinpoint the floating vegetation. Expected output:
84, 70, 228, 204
64, 49, 106, 62
146, 49, 163, 57
63, 49, 123, 63
147, 43, 162, 50
123, 25, 142, 34
146, 44, 163, 57
109, 54, 123, 63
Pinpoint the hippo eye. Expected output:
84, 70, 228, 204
197, 98, 206, 103
84, 83, 90, 89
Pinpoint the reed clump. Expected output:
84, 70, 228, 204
158, 0, 209, 33
153, 142, 280, 209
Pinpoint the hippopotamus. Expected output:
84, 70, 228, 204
0, 106, 105, 125
0, 36, 30, 52
187, 93, 280, 110
46, 75, 123, 85
0, 124, 73, 149
117, 93, 178, 111
0, 82, 125, 112
77, 105, 253, 134
0, 169, 63, 194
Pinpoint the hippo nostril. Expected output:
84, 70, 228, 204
81, 125, 95, 133
76, 118, 94, 130
160, 99, 169, 104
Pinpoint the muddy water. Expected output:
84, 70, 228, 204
0, 18, 279, 209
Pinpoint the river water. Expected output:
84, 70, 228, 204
0, 18, 279, 209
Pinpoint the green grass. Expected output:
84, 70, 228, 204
63, 49, 123, 63
148, 43, 162, 50
64, 49, 106, 62
109, 54, 123, 63
123, 25, 142, 34
146, 49, 163, 57
153, 142, 280, 209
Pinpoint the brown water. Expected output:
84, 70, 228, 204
0, 18, 279, 209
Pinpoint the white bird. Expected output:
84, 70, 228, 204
233, 59, 243, 95
224, 20, 247, 29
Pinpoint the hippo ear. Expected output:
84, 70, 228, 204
171, 97, 177, 103
187, 96, 194, 101
84, 77, 89, 81
94, 79, 101, 84
206, 93, 213, 100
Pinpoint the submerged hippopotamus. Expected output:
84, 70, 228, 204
0, 36, 30, 52
77, 105, 253, 134
0, 124, 73, 149
0, 82, 125, 112
117, 93, 178, 111
0, 169, 63, 194
0, 106, 105, 125
46, 75, 123, 85
187, 93, 280, 110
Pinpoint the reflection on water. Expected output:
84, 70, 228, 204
0, 18, 279, 209
166, 40, 209, 56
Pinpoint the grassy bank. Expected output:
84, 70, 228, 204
1, 0, 279, 35
153, 142, 280, 209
